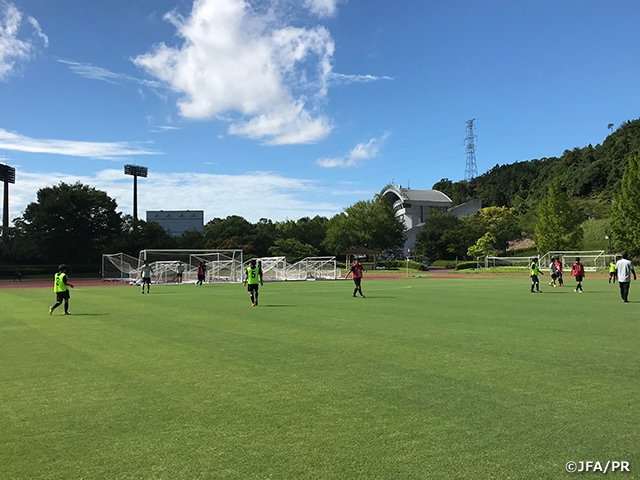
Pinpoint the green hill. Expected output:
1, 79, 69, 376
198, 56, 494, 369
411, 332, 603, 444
432, 118, 640, 227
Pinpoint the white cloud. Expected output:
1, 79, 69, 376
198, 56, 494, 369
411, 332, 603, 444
0, 128, 161, 160
328, 72, 394, 85
7, 168, 343, 223
317, 132, 390, 168
304, 0, 339, 18
0, 1, 47, 80
57, 59, 163, 89
132, 0, 336, 145
27, 16, 47, 48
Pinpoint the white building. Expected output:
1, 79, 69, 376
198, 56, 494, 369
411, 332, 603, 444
380, 184, 481, 254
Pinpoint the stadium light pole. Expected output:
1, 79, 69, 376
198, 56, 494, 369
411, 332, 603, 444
0, 163, 16, 238
124, 164, 148, 222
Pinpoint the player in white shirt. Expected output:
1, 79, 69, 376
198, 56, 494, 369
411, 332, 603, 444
615, 252, 636, 303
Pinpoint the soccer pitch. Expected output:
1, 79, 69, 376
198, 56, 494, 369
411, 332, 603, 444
1, 276, 639, 479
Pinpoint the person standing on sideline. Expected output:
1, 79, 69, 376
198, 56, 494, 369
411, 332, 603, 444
243, 258, 263, 306
346, 258, 365, 297
141, 260, 153, 294
49, 265, 74, 315
530, 258, 543, 293
549, 257, 558, 287
609, 260, 617, 284
13, 268, 21, 282
176, 262, 184, 284
572, 257, 585, 293
555, 257, 564, 286
615, 252, 636, 303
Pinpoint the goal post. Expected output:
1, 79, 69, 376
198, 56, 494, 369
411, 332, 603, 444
189, 250, 244, 283
286, 257, 339, 280
242, 257, 288, 281
480, 256, 533, 269
102, 253, 139, 282
138, 249, 244, 283
539, 250, 606, 272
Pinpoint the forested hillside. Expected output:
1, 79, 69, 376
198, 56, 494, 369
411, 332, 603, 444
432, 118, 640, 227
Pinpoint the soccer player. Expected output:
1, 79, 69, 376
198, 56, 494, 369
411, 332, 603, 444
555, 257, 564, 286
243, 259, 263, 306
572, 257, 585, 293
49, 264, 74, 315
609, 261, 617, 284
346, 258, 365, 297
615, 252, 636, 303
530, 258, 543, 293
549, 257, 558, 287
196, 262, 206, 286
176, 262, 184, 284
141, 260, 153, 294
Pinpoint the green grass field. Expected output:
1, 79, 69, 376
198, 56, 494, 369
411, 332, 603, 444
2, 276, 639, 479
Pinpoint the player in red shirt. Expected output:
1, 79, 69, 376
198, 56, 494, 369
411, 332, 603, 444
346, 258, 365, 298
554, 258, 564, 286
572, 257, 585, 293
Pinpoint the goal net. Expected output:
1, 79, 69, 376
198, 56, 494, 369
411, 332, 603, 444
138, 249, 243, 283
102, 253, 139, 282
286, 257, 339, 280
539, 250, 606, 272
189, 251, 244, 283
480, 256, 532, 269
243, 257, 288, 281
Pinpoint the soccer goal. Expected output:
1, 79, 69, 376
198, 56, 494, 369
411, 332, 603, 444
242, 257, 288, 281
189, 250, 244, 283
102, 253, 139, 282
286, 257, 339, 280
539, 250, 606, 272
138, 249, 244, 283
480, 256, 533, 269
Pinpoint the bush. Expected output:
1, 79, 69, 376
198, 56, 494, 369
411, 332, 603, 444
430, 260, 458, 269
455, 261, 477, 271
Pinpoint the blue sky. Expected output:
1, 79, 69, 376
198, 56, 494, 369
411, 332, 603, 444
1, 0, 639, 224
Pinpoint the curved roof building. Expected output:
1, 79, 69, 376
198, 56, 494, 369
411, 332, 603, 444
381, 184, 453, 230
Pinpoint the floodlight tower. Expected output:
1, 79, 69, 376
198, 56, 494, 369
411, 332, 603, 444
124, 164, 148, 222
0, 163, 16, 237
464, 119, 478, 181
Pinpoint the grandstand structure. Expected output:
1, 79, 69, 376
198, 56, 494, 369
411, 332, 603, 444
102, 251, 340, 283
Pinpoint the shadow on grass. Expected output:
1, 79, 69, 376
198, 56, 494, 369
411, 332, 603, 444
61, 313, 110, 316
261, 304, 298, 308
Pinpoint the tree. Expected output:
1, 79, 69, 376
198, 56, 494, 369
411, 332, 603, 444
274, 216, 329, 254
14, 182, 122, 264
467, 232, 497, 259
323, 195, 405, 254
610, 152, 640, 256
252, 218, 278, 257
476, 206, 521, 253
268, 238, 319, 263
534, 180, 583, 253
414, 209, 460, 260
204, 215, 255, 251
176, 229, 204, 249
108, 216, 176, 256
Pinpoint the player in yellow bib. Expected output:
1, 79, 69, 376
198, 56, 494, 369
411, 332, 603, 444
243, 259, 263, 306
49, 264, 74, 315
530, 258, 543, 293
609, 261, 617, 284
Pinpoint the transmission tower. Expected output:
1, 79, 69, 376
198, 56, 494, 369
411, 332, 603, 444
464, 119, 478, 181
